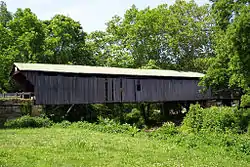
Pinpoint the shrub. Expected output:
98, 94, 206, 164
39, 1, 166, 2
20, 102, 33, 115
241, 94, 250, 107
124, 108, 144, 128
181, 104, 250, 134
148, 122, 179, 139
148, 109, 162, 125
157, 122, 179, 135
4, 116, 53, 128
181, 104, 204, 133
97, 117, 139, 135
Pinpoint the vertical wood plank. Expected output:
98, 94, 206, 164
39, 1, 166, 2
26, 71, 213, 105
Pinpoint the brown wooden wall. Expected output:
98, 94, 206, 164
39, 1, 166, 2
23, 72, 212, 105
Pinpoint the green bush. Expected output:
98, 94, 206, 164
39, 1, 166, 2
20, 102, 33, 115
4, 116, 53, 128
241, 94, 250, 107
124, 108, 144, 128
181, 104, 250, 133
96, 117, 140, 135
148, 109, 162, 125
157, 122, 179, 135
181, 104, 203, 133
147, 122, 179, 139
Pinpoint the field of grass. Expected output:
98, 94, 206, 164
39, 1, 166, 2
0, 127, 249, 167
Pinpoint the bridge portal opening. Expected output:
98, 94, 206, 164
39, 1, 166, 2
12, 72, 34, 96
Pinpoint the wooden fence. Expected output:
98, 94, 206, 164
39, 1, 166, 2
0, 92, 33, 99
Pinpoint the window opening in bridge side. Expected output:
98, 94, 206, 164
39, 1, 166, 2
136, 79, 141, 91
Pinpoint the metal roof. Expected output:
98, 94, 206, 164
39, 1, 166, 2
13, 62, 204, 78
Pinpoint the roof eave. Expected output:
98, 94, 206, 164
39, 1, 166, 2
13, 62, 205, 78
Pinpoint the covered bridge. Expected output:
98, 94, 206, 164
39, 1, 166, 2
11, 63, 212, 105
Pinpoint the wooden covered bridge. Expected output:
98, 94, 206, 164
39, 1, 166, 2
10, 62, 214, 105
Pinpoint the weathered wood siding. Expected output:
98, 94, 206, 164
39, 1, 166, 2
123, 79, 136, 103
34, 76, 107, 105
134, 79, 211, 102
23, 72, 212, 105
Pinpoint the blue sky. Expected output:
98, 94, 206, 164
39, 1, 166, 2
5, 0, 210, 33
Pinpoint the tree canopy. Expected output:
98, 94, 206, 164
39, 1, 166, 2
88, 0, 213, 71
200, 0, 250, 106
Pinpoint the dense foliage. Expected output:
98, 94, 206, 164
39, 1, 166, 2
181, 104, 250, 133
200, 0, 250, 106
88, 0, 213, 71
4, 115, 53, 128
6, 104, 250, 136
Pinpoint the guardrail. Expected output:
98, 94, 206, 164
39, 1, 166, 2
0, 92, 33, 99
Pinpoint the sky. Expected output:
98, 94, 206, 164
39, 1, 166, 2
4, 0, 210, 33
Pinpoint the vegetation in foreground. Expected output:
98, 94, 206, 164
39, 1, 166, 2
0, 127, 249, 167
1, 104, 250, 167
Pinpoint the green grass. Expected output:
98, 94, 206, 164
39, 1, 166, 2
0, 128, 249, 167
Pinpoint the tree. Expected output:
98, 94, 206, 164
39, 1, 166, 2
100, 0, 213, 70
87, 30, 135, 68
200, 0, 250, 106
43, 15, 94, 65
0, 2, 13, 92
7, 8, 46, 63
140, 60, 160, 69
0, 1, 12, 26
87, 31, 112, 66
